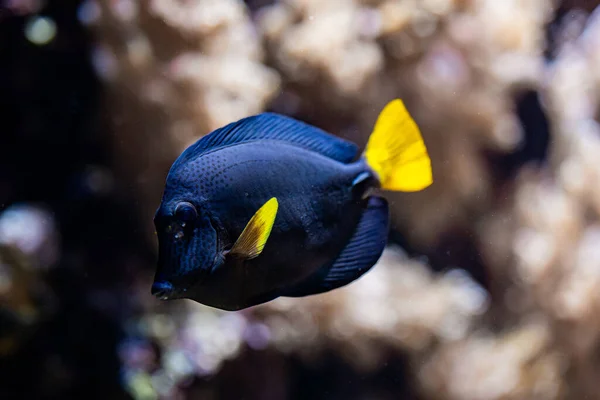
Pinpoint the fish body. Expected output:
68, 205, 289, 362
152, 100, 432, 310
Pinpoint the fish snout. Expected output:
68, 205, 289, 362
151, 281, 175, 300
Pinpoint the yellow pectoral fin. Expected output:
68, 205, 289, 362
230, 197, 279, 259
364, 99, 433, 192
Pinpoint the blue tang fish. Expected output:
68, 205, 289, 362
152, 99, 433, 310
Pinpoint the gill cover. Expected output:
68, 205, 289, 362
364, 99, 433, 192
229, 197, 279, 259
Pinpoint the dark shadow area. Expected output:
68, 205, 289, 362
484, 89, 551, 184
0, 2, 148, 399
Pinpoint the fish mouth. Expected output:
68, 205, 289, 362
152, 253, 223, 301
151, 265, 217, 301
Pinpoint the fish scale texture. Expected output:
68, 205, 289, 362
186, 140, 361, 249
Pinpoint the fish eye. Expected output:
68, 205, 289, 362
174, 202, 198, 223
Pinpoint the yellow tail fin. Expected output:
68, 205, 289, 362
364, 99, 433, 192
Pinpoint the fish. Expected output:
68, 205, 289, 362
151, 99, 433, 311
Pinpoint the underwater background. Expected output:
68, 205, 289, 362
2, 0, 600, 399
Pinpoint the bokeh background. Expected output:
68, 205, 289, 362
2, 0, 600, 399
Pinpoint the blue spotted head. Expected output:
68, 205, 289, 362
151, 153, 281, 305
151, 184, 222, 300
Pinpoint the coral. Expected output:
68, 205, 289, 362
417, 321, 565, 400
476, 6, 600, 399
257, 0, 556, 247
517, 7, 600, 398
252, 248, 488, 363
121, 247, 488, 399
8, 0, 600, 399
83, 1, 600, 399
0, 204, 59, 356
82, 0, 281, 239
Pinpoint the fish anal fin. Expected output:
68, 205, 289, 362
230, 197, 279, 259
282, 196, 389, 297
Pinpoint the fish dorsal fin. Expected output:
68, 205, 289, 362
229, 197, 279, 259
175, 113, 358, 168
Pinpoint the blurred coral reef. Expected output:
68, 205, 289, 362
3, 0, 600, 399
82, 0, 281, 239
